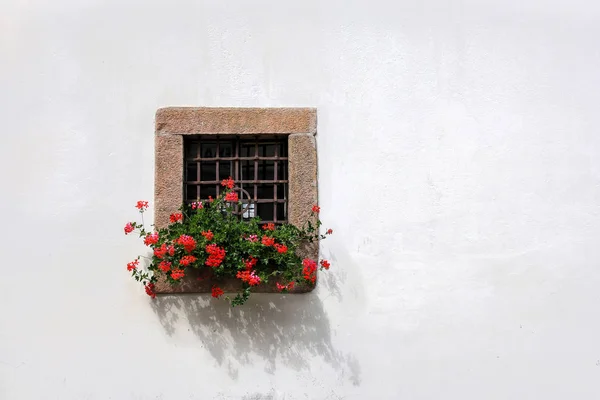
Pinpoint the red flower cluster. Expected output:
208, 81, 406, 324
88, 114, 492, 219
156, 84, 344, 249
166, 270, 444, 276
154, 244, 166, 259
179, 255, 197, 267
225, 191, 239, 202
171, 269, 185, 280
144, 232, 159, 246
159, 261, 172, 272
205, 244, 226, 267
127, 259, 139, 271
262, 223, 275, 231
154, 243, 174, 259
176, 235, 196, 253
221, 177, 235, 189
124, 222, 134, 235
244, 257, 257, 270
261, 236, 275, 247
124, 195, 333, 305
169, 213, 183, 223
211, 286, 224, 298
302, 258, 317, 283
144, 282, 156, 298
276, 281, 295, 292
274, 243, 288, 254
236, 270, 261, 286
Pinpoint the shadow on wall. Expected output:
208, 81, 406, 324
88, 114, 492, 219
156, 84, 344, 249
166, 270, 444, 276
150, 287, 360, 386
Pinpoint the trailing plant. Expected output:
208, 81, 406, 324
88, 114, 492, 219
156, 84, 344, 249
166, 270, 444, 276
123, 177, 333, 306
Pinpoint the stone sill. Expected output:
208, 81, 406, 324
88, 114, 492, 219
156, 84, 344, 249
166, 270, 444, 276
154, 267, 316, 294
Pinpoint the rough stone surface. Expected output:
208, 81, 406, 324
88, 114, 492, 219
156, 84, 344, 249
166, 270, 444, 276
156, 107, 317, 135
154, 134, 183, 229
288, 133, 319, 264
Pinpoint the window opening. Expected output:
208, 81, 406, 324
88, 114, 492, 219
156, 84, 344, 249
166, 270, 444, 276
184, 135, 288, 224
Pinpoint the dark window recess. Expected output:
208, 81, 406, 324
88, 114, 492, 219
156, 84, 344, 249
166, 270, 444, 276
184, 135, 288, 224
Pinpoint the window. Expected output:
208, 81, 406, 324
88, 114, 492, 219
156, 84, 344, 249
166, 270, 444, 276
184, 135, 289, 223
153, 107, 318, 293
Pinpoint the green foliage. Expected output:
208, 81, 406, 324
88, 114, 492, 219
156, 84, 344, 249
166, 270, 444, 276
126, 183, 332, 306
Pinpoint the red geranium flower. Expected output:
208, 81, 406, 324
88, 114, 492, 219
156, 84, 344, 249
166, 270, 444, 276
167, 245, 175, 256
143, 232, 159, 246
221, 177, 235, 189
169, 213, 183, 223
320, 259, 330, 270
262, 223, 275, 231
276, 281, 295, 292
236, 270, 261, 286
211, 286, 224, 298
124, 222, 134, 235
312, 205, 320, 213
158, 261, 172, 272
171, 269, 185, 280
205, 244, 226, 267
179, 255, 197, 267
261, 236, 275, 247
127, 259, 139, 271
244, 257, 257, 270
302, 258, 317, 283
225, 191, 238, 202
154, 243, 168, 259
326, 229, 333, 235
274, 243, 288, 254
136, 201, 149, 211
201, 230, 214, 241
144, 283, 156, 298
176, 235, 196, 253
191, 201, 203, 210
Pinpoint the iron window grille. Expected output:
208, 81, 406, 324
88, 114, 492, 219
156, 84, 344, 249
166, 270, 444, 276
184, 135, 289, 224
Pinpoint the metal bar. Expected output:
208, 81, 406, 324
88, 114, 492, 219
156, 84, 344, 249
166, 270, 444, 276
254, 138, 258, 207
185, 179, 289, 185
196, 138, 201, 201
249, 199, 289, 203
273, 139, 278, 222
234, 136, 239, 182
188, 156, 288, 161
185, 198, 287, 204
216, 138, 220, 197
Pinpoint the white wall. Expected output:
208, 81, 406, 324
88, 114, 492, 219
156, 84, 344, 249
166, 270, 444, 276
2, 0, 600, 398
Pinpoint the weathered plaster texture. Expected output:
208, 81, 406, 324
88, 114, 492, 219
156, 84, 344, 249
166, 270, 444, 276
154, 108, 318, 294
4, 1, 600, 399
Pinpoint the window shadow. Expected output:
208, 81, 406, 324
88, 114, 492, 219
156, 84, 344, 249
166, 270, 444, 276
150, 291, 361, 385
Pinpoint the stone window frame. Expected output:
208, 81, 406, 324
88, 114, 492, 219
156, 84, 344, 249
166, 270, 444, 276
154, 107, 318, 294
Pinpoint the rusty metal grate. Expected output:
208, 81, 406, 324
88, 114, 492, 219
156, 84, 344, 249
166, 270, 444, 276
184, 135, 288, 223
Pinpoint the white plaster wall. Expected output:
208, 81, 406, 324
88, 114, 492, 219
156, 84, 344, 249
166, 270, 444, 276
2, 0, 600, 398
